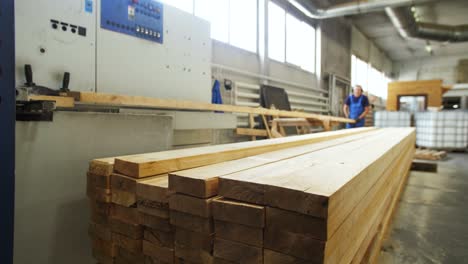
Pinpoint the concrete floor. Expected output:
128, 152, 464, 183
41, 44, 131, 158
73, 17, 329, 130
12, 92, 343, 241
379, 153, 468, 264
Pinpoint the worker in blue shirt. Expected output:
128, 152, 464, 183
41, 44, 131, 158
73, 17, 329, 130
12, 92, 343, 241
343, 85, 370, 128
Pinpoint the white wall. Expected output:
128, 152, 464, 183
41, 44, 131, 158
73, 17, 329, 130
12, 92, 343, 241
211, 39, 320, 93
395, 54, 468, 85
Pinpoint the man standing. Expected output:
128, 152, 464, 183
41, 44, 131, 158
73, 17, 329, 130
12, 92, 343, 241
343, 85, 370, 128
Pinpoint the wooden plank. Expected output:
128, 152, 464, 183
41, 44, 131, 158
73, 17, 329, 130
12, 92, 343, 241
87, 184, 111, 203
88, 172, 111, 189
137, 201, 170, 219
411, 160, 437, 172
91, 210, 109, 226
89, 222, 112, 242
89, 199, 112, 215
170, 210, 213, 234
324, 145, 414, 264
265, 130, 413, 220
77, 91, 354, 124
111, 205, 140, 224
219, 129, 415, 233
115, 128, 375, 178
117, 247, 145, 264
92, 237, 117, 257
89, 158, 115, 176
261, 115, 273, 138
235, 128, 268, 137
112, 173, 146, 193
111, 174, 166, 207
414, 149, 446, 161
351, 159, 412, 264
213, 258, 236, 264
218, 129, 393, 205
137, 198, 169, 211
358, 153, 414, 264
90, 200, 112, 225
175, 228, 213, 252
92, 248, 114, 264
270, 118, 310, 127
112, 233, 142, 254
214, 220, 263, 247
145, 256, 189, 264
144, 228, 174, 249
212, 198, 264, 228
263, 249, 309, 264
137, 176, 171, 203
29, 95, 75, 107
214, 129, 415, 262
112, 189, 137, 207
248, 113, 257, 141
264, 227, 325, 262
174, 244, 214, 264
170, 128, 379, 198
213, 238, 262, 264
143, 240, 175, 264
139, 213, 172, 232
169, 194, 217, 218
265, 207, 326, 241
109, 218, 143, 239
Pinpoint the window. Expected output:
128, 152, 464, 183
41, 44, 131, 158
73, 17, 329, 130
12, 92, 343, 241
351, 55, 369, 91
195, 0, 229, 42
194, 0, 257, 52
160, 0, 194, 14
268, 2, 286, 62
351, 54, 391, 99
368, 66, 383, 98
160, 0, 319, 72
230, 0, 258, 52
286, 13, 302, 66
268, 2, 316, 72
288, 17, 315, 72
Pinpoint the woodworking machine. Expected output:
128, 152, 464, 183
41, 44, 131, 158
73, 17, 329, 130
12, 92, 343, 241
15, 0, 212, 102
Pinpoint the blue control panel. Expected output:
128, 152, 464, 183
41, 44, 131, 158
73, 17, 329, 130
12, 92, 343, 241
101, 0, 164, 44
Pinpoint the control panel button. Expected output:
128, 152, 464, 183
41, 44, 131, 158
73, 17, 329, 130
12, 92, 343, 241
101, 0, 163, 44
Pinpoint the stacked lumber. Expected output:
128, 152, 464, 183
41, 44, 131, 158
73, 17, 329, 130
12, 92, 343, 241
212, 198, 265, 263
87, 158, 116, 264
168, 193, 216, 263
86, 127, 415, 264
217, 128, 415, 264
137, 176, 175, 264
414, 148, 447, 161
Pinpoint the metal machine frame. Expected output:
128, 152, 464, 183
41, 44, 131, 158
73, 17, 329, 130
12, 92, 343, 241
14, 0, 212, 102
0, 0, 16, 263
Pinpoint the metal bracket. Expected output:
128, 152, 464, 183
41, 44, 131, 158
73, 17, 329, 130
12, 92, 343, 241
16, 100, 56, 121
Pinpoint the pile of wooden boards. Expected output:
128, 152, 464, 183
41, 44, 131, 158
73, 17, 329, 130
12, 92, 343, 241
86, 127, 415, 264
414, 148, 447, 161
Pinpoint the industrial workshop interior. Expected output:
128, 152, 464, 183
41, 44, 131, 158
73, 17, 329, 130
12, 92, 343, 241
2, 0, 468, 263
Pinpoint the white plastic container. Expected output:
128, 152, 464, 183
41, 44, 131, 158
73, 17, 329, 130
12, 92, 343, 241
374, 111, 411, 128
415, 111, 468, 149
